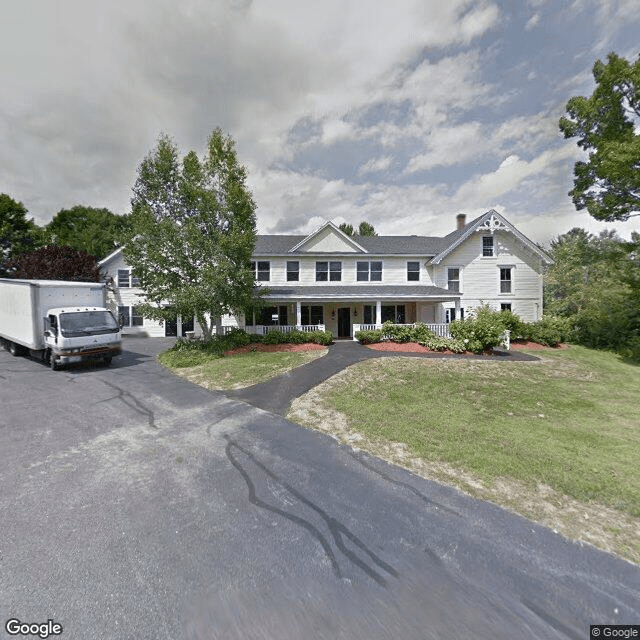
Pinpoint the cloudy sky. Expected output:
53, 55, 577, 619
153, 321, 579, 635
2, 0, 639, 245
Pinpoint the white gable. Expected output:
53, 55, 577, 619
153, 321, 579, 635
290, 222, 367, 253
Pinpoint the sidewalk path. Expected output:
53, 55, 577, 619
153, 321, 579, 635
225, 340, 538, 415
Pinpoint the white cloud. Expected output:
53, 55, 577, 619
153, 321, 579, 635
525, 13, 541, 30
358, 156, 393, 176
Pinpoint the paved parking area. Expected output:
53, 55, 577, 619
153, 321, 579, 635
1, 338, 638, 639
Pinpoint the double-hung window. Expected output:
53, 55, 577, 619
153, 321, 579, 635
251, 261, 270, 281
500, 267, 512, 293
118, 305, 143, 327
286, 261, 299, 282
447, 268, 460, 292
316, 261, 341, 282
407, 262, 420, 281
301, 305, 324, 325
357, 261, 382, 282
117, 269, 139, 288
483, 236, 494, 257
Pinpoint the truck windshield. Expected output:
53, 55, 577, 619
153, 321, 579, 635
59, 311, 119, 337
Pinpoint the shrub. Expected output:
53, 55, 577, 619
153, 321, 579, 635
449, 305, 506, 353
524, 315, 571, 347
410, 323, 437, 343
499, 309, 525, 338
355, 329, 383, 344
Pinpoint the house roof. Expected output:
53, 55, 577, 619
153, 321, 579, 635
260, 285, 459, 301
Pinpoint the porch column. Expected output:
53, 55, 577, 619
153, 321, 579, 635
455, 298, 461, 319
296, 301, 302, 327
376, 300, 381, 326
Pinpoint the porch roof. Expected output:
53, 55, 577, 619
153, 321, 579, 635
260, 285, 460, 302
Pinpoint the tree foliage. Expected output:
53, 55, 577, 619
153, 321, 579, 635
0, 194, 41, 276
124, 129, 258, 339
338, 221, 377, 236
4, 245, 100, 281
44, 206, 129, 259
559, 52, 640, 222
544, 228, 640, 359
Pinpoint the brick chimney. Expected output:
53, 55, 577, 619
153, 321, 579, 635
456, 213, 466, 230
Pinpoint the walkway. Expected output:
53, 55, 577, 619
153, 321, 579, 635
225, 340, 539, 415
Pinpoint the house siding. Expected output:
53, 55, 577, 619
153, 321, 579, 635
433, 230, 544, 322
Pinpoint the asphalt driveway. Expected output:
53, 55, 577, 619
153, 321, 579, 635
1, 338, 638, 639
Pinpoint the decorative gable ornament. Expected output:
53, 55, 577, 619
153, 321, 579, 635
476, 213, 508, 235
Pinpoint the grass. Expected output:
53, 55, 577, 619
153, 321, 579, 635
158, 348, 327, 390
288, 345, 640, 563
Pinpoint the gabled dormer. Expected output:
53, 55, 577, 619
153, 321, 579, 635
289, 221, 368, 253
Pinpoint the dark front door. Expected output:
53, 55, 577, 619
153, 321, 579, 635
165, 317, 177, 337
337, 307, 351, 338
181, 316, 194, 334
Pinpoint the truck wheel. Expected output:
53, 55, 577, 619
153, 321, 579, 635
50, 352, 59, 371
103, 356, 112, 366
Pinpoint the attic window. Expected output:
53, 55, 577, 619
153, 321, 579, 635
482, 236, 494, 257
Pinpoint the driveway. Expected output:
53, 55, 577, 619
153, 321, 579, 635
1, 338, 638, 639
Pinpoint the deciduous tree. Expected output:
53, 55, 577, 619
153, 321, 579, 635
44, 206, 129, 259
5, 245, 100, 281
0, 194, 41, 276
124, 129, 258, 339
559, 52, 640, 222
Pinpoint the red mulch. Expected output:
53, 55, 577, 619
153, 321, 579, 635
224, 343, 327, 355
509, 340, 568, 351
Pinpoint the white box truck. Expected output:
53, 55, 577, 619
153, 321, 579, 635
0, 279, 122, 370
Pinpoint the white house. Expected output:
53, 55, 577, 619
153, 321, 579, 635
99, 210, 552, 338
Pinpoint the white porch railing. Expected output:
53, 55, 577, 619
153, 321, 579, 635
352, 323, 451, 340
244, 324, 326, 335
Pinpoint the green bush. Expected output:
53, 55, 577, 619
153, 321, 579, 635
308, 330, 334, 346
410, 323, 437, 343
524, 315, 571, 347
499, 309, 525, 338
449, 305, 506, 353
355, 329, 383, 344
417, 335, 467, 353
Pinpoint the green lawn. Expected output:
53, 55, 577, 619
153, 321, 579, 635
158, 348, 327, 390
288, 345, 640, 562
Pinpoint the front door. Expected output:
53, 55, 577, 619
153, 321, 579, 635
165, 317, 178, 337
337, 307, 351, 338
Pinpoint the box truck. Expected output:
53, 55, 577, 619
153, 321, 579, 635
0, 279, 122, 370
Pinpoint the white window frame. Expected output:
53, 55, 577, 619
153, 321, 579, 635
482, 235, 494, 257
286, 261, 299, 282
117, 269, 140, 288
118, 305, 144, 327
407, 261, 420, 282
356, 260, 383, 282
499, 266, 513, 294
447, 267, 461, 292
251, 261, 270, 282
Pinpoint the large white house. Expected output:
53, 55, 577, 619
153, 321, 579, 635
99, 210, 552, 339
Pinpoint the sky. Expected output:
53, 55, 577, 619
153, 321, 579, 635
1, 0, 640, 246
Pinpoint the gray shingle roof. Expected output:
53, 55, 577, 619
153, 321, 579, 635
254, 235, 448, 256
261, 285, 458, 300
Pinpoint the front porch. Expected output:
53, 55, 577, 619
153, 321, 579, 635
242, 294, 462, 340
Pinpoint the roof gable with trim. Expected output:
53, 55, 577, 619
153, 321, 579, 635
431, 210, 552, 265
288, 221, 368, 253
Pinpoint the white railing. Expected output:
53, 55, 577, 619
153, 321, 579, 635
352, 323, 451, 341
245, 324, 326, 335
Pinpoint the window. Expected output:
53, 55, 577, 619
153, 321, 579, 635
250, 261, 270, 281
117, 269, 140, 288
407, 262, 420, 281
447, 268, 460, 292
363, 305, 376, 324
131, 306, 144, 327
357, 261, 382, 282
316, 261, 341, 281
286, 261, 299, 282
501, 303, 512, 311
301, 305, 323, 325
118, 305, 130, 326
118, 269, 130, 288
500, 267, 512, 293
483, 236, 494, 257
381, 304, 405, 324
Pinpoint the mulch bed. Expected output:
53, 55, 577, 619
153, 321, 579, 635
366, 340, 563, 355
224, 343, 327, 355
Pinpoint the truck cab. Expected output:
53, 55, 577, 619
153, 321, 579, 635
45, 306, 122, 370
